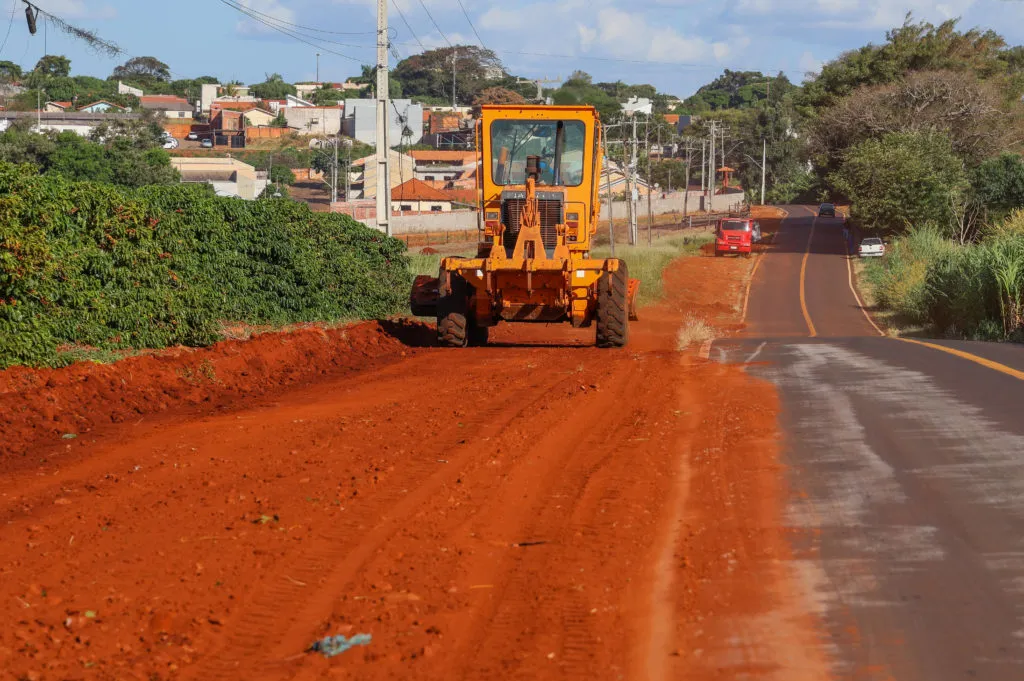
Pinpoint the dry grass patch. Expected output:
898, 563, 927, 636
676, 314, 716, 351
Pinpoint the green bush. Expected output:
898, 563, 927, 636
831, 131, 967, 234
0, 162, 410, 367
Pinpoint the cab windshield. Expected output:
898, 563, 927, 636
490, 119, 586, 187
721, 220, 750, 231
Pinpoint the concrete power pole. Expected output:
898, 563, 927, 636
516, 77, 560, 103
761, 138, 767, 206
374, 0, 392, 236
332, 137, 339, 204
645, 115, 653, 246
628, 115, 639, 245
451, 48, 457, 109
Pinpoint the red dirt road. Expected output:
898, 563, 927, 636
1, 235, 830, 681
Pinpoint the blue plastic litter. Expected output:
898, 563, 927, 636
310, 633, 372, 657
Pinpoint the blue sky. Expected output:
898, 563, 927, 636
2, 0, 1022, 97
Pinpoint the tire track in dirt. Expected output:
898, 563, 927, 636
187, 363, 581, 681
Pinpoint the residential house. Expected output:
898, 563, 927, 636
294, 82, 357, 99
199, 84, 254, 114
391, 179, 454, 213
348, 149, 416, 200
262, 96, 313, 114
78, 100, 127, 114
343, 98, 423, 145
117, 81, 143, 97
44, 101, 72, 113
426, 110, 466, 135
211, 100, 259, 114
284, 106, 343, 136
170, 157, 267, 200
602, 159, 651, 199
242, 108, 277, 127
441, 187, 480, 209
0, 111, 140, 137
409, 150, 478, 187
140, 95, 193, 120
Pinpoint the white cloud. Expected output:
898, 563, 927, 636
581, 7, 728, 64
798, 50, 823, 75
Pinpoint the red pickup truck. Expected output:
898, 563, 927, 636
714, 218, 754, 257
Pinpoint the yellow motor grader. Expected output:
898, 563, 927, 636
410, 105, 639, 347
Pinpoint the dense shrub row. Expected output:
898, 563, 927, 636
0, 162, 410, 367
864, 218, 1024, 340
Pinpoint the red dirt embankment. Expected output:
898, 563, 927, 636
0, 244, 830, 681
0, 321, 428, 462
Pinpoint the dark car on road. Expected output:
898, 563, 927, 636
818, 203, 836, 217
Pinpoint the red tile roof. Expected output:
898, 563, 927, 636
391, 178, 454, 202
663, 114, 680, 124
442, 188, 480, 206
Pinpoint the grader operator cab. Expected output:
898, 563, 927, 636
410, 105, 639, 347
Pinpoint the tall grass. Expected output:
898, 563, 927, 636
863, 225, 954, 325
592, 234, 713, 307
865, 223, 1024, 340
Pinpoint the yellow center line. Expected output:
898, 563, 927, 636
894, 338, 1024, 382
799, 215, 818, 338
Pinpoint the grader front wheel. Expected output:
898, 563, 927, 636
596, 261, 629, 348
437, 276, 469, 348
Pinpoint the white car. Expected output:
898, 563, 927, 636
162, 138, 179, 150
186, 132, 198, 141
858, 237, 885, 257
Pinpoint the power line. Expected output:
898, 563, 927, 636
217, 0, 362, 63
416, 0, 452, 47
0, 0, 17, 57
392, 0, 426, 52
223, 1, 377, 36
455, 0, 485, 48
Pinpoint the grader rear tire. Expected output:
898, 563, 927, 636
596, 261, 629, 348
437, 276, 469, 348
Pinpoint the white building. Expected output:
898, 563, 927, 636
621, 96, 653, 116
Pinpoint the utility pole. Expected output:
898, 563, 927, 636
645, 115, 653, 246
700, 138, 706, 194
761, 138, 766, 206
332, 137, 339, 204
603, 122, 623, 257
451, 47, 457, 109
374, 0, 391, 236
627, 114, 638, 245
516, 77, 560, 103
316, 53, 320, 83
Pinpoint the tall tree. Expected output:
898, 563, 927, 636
0, 61, 22, 83
251, 73, 297, 100
32, 55, 71, 78
392, 45, 504, 103
112, 56, 171, 83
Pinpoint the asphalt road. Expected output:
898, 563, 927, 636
714, 206, 1024, 680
